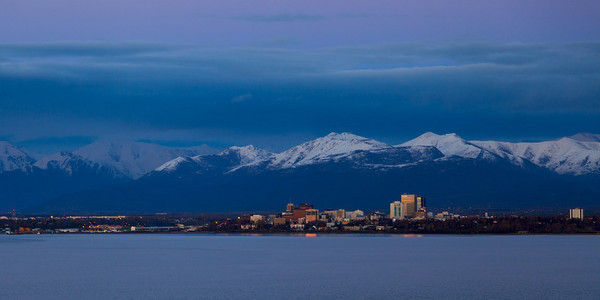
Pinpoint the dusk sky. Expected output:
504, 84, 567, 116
1, 0, 599, 153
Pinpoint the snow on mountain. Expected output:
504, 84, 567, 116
155, 145, 272, 173
569, 133, 600, 143
268, 132, 389, 168
400, 132, 494, 160
155, 157, 193, 173
403, 145, 446, 161
74, 141, 217, 179
131, 132, 600, 176
472, 137, 600, 175
0, 141, 35, 171
33, 151, 121, 177
220, 145, 272, 165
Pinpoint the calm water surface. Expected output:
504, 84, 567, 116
1, 234, 599, 299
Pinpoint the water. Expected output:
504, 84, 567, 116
1, 234, 599, 299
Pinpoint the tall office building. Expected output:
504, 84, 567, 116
416, 196, 426, 211
401, 194, 417, 218
390, 201, 402, 219
570, 208, 584, 220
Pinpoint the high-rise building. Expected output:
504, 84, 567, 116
391, 194, 427, 219
416, 196, 426, 211
401, 194, 417, 218
570, 208, 584, 220
390, 201, 402, 219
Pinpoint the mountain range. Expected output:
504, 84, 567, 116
1, 132, 599, 214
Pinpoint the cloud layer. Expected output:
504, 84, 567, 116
0, 41, 599, 151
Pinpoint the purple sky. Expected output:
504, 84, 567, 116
2, 1, 599, 45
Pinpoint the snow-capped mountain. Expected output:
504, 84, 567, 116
155, 145, 272, 174
0, 141, 36, 172
267, 132, 389, 168
153, 133, 445, 175
74, 141, 217, 179
153, 132, 600, 175
569, 133, 600, 143
22, 132, 600, 214
472, 137, 600, 175
1, 151, 127, 211
34, 151, 122, 177
221, 145, 273, 165
401, 132, 600, 175
400, 132, 496, 160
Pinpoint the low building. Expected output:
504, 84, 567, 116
283, 203, 314, 222
435, 212, 451, 221
369, 212, 386, 222
346, 210, 365, 220
434, 211, 461, 221
319, 213, 330, 222
273, 217, 287, 226
290, 224, 305, 231
250, 214, 264, 223
267, 214, 278, 225
414, 210, 427, 220
343, 226, 361, 231
305, 209, 319, 223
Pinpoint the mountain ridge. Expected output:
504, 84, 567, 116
1, 132, 600, 213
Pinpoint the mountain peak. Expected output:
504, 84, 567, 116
412, 132, 462, 141
153, 145, 272, 175
401, 132, 485, 159
219, 145, 272, 165
326, 131, 358, 137
473, 136, 600, 175
268, 132, 389, 168
34, 151, 82, 170
0, 141, 36, 171
323, 132, 380, 142
226, 145, 258, 152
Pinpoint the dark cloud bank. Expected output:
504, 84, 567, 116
0, 41, 598, 151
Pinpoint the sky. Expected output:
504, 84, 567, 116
1, 0, 599, 153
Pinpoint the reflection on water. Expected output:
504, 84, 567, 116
402, 234, 423, 237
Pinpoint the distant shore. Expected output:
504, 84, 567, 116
3, 214, 599, 235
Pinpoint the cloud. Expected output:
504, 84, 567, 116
0, 41, 174, 58
237, 13, 324, 22
231, 93, 253, 102
0, 40, 599, 150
